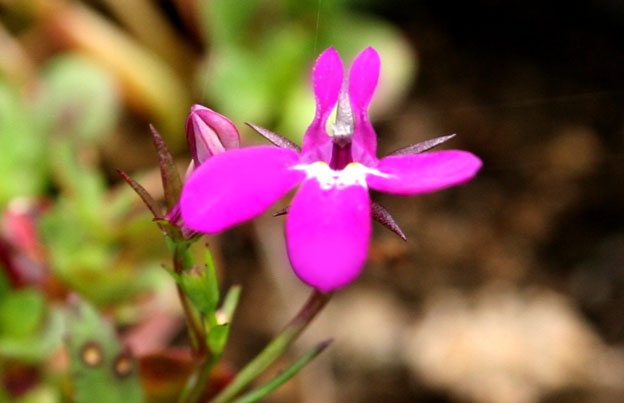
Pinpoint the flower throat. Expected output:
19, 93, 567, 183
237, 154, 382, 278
329, 84, 355, 170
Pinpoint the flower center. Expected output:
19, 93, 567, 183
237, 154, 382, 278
294, 161, 387, 191
329, 142, 352, 170
328, 82, 355, 170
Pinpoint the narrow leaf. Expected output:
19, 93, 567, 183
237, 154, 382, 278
371, 201, 407, 241
210, 290, 330, 403
168, 266, 212, 314
117, 170, 163, 218
204, 248, 220, 313
150, 124, 182, 211
389, 134, 456, 156
220, 285, 242, 324
245, 123, 301, 153
208, 324, 230, 356
232, 339, 333, 403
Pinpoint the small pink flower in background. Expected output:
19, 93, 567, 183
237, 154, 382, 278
181, 47, 482, 292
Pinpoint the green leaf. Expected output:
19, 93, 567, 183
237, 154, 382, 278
232, 339, 333, 403
164, 246, 220, 316
207, 324, 230, 357
204, 249, 220, 311
220, 285, 241, 324
0, 289, 45, 338
177, 266, 217, 315
66, 299, 144, 403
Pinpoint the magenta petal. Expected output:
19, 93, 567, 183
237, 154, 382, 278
312, 47, 344, 114
185, 105, 241, 165
181, 146, 304, 233
349, 47, 380, 110
348, 47, 380, 157
302, 48, 343, 155
286, 178, 371, 291
367, 151, 483, 195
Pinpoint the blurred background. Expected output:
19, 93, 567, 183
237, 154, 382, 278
1, 0, 623, 402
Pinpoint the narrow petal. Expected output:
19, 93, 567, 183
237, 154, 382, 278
349, 47, 380, 110
348, 47, 380, 157
367, 151, 482, 195
312, 48, 343, 115
302, 48, 343, 155
181, 146, 304, 233
286, 177, 371, 292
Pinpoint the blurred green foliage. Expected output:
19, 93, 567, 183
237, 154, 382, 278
0, 81, 46, 205
0, 277, 65, 364
200, 0, 415, 141
37, 54, 120, 143
39, 137, 165, 305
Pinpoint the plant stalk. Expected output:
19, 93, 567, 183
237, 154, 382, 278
209, 289, 332, 403
173, 242, 205, 353
178, 354, 219, 403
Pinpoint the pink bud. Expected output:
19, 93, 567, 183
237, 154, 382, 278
185, 105, 240, 165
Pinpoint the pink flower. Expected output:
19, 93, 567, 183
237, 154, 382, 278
186, 104, 241, 168
180, 47, 482, 292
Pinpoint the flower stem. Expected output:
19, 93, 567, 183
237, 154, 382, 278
209, 289, 332, 403
232, 339, 333, 403
172, 241, 205, 353
177, 354, 219, 403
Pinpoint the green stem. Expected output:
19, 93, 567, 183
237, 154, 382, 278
178, 354, 219, 403
173, 241, 205, 353
232, 339, 332, 403
209, 289, 332, 403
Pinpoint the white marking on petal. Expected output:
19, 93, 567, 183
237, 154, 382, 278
293, 161, 391, 191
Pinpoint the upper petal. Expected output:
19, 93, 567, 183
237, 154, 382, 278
312, 47, 343, 116
366, 151, 482, 195
348, 47, 380, 157
301, 48, 343, 155
286, 173, 371, 292
181, 146, 304, 233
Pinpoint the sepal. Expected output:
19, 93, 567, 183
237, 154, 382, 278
246, 123, 301, 152
117, 169, 163, 219
389, 134, 456, 156
371, 201, 407, 241
150, 124, 182, 211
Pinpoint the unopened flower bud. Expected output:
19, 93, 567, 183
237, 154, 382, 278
185, 105, 240, 166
